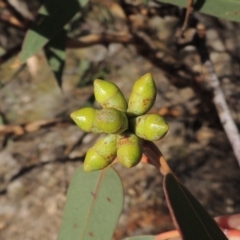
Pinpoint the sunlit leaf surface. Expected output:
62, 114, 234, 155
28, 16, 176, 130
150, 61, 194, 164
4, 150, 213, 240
58, 166, 123, 240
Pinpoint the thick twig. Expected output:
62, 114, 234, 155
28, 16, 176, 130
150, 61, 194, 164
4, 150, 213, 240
194, 25, 240, 166
66, 33, 133, 48
142, 141, 172, 176
0, 12, 26, 29
0, 118, 68, 136
111, 141, 172, 176
0, 32, 133, 66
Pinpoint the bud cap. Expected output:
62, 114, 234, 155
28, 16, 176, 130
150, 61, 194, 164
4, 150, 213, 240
94, 79, 127, 112
127, 73, 157, 116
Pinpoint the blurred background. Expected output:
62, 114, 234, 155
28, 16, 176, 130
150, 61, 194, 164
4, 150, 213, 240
0, 0, 240, 239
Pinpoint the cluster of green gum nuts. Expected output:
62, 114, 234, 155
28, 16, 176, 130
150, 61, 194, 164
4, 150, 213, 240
70, 73, 169, 172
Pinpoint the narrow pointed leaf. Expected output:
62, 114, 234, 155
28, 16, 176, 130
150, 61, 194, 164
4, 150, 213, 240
156, 0, 240, 23
44, 29, 66, 88
163, 173, 228, 240
58, 166, 123, 240
19, 0, 89, 63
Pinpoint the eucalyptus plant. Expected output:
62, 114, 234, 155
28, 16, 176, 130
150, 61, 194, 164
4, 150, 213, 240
58, 73, 229, 240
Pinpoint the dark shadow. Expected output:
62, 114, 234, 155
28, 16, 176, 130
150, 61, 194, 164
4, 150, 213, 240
30, 0, 81, 41
10, 156, 84, 182
168, 129, 240, 215
44, 29, 66, 88
0, 155, 84, 196
193, 0, 206, 11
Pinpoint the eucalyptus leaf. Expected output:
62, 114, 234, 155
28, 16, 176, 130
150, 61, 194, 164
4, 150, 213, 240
58, 166, 123, 240
44, 29, 66, 88
163, 173, 228, 240
19, 0, 89, 63
156, 0, 240, 22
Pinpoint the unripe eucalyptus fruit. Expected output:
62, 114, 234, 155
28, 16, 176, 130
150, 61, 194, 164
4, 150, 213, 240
127, 73, 157, 116
94, 79, 128, 112
84, 134, 117, 172
71, 73, 170, 172
70, 107, 103, 133
117, 132, 142, 168
97, 108, 128, 134
130, 114, 169, 141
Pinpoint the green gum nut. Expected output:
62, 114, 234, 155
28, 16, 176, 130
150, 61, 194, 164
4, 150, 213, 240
127, 73, 157, 116
130, 114, 169, 141
94, 79, 128, 112
97, 108, 128, 134
84, 134, 117, 172
117, 132, 142, 168
70, 107, 103, 133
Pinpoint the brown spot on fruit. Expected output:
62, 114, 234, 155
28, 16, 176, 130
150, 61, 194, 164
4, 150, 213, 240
118, 137, 130, 145
89, 232, 94, 237
107, 197, 111, 202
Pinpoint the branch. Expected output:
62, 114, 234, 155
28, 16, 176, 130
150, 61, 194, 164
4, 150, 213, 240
0, 118, 66, 136
204, 60, 240, 165
0, 32, 133, 66
181, 0, 194, 33
194, 24, 240, 166
0, 12, 26, 29
1, 0, 30, 26
142, 141, 172, 176
110, 141, 172, 176
66, 33, 133, 48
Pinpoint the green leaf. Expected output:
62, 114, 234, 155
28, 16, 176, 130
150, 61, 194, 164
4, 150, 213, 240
156, 0, 240, 22
58, 166, 124, 240
19, 0, 89, 63
44, 29, 66, 88
163, 173, 228, 240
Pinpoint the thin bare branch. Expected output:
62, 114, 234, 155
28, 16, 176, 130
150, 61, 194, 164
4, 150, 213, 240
194, 24, 240, 166
181, 0, 194, 33
175, 0, 194, 38
204, 60, 240, 165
